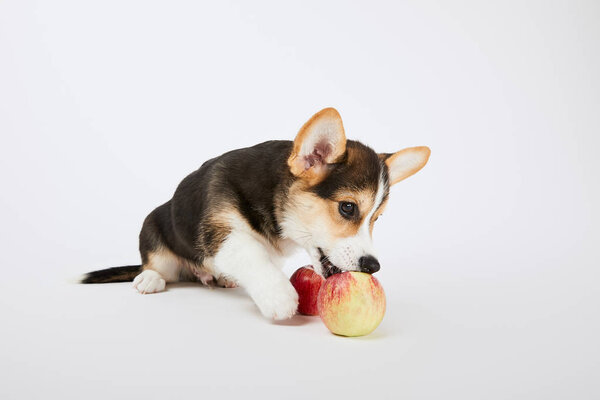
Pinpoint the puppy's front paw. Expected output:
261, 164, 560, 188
132, 270, 166, 294
252, 282, 299, 320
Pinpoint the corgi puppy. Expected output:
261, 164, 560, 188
80, 108, 430, 320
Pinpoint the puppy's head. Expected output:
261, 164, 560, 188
282, 107, 430, 278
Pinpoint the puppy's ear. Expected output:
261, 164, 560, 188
380, 146, 431, 185
288, 107, 347, 184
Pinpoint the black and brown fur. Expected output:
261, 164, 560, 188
81, 107, 430, 289
82, 140, 388, 282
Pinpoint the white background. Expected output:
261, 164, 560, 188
1, 1, 599, 399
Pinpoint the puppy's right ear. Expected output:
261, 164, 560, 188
288, 107, 347, 185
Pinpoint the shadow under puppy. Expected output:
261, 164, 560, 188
80, 108, 430, 320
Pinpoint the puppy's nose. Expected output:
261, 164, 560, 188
359, 255, 380, 274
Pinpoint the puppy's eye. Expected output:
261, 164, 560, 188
339, 202, 357, 218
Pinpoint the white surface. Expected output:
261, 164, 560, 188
1, 1, 599, 399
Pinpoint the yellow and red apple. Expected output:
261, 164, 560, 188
317, 271, 386, 337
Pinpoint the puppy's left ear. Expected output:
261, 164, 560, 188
288, 107, 347, 184
380, 146, 431, 185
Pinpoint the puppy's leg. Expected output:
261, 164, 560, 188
133, 247, 182, 294
134, 208, 183, 294
214, 231, 298, 320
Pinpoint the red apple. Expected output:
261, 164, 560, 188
317, 271, 386, 336
290, 266, 325, 315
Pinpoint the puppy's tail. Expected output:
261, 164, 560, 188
78, 265, 142, 284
